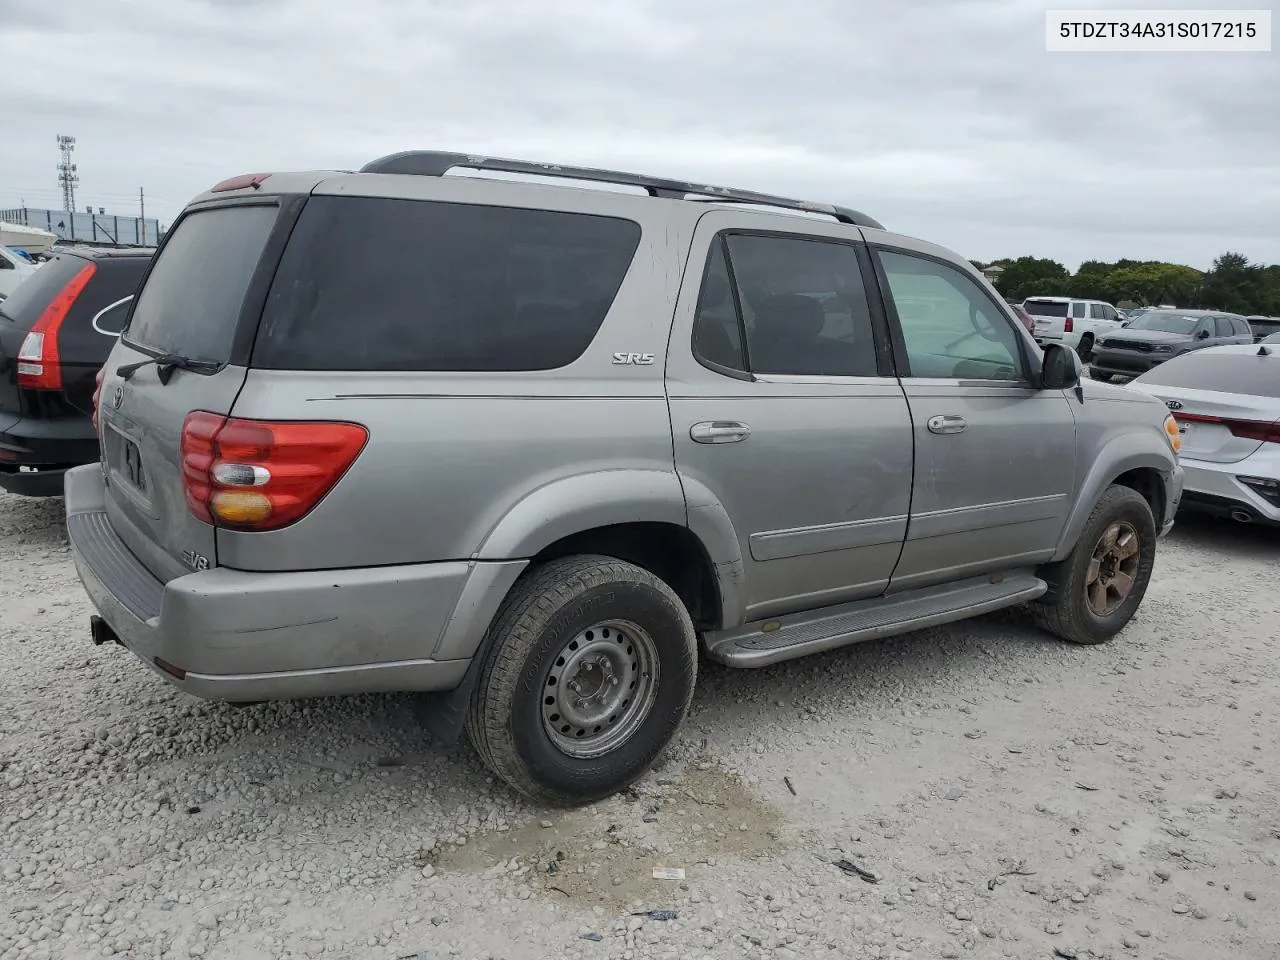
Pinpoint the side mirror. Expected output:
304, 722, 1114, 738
1041, 343, 1082, 389
1120, 320, 1130, 327
1197, 329, 1211, 339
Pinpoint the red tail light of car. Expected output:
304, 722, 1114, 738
180, 412, 368, 530
16, 262, 97, 390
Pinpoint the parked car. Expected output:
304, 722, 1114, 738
1246, 315, 1280, 343
0, 245, 41, 300
65, 152, 1184, 804
1089, 309, 1255, 382
1022, 296, 1125, 360
1128, 343, 1278, 526
0, 247, 151, 495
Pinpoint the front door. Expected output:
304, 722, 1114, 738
869, 241, 1078, 592
667, 212, 913, 625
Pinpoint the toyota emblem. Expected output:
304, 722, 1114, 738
112, 384, 124, 409
1165, 399, 1183, 410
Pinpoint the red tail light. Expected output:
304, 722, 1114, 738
16, 262, 97, 389
1173, 412, 1280, 444
180, 412, 368, 530
91, 366, 105, 432
1064, 317, 1074, 334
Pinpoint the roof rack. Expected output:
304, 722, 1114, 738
359, 151, 884, 230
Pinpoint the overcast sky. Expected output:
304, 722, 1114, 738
2, 0, 1276, 270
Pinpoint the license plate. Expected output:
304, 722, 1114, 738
122, 438, 147, 492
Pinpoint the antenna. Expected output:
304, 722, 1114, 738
57, 134, 79, 212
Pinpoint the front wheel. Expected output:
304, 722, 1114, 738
466, 555, 697, 805
1033, 485, 1157, 645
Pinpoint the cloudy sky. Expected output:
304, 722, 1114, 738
2, 0, 1276, 269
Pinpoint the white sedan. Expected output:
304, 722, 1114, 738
1127, 343, 1279, 527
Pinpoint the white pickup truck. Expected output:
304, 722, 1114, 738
1023, 296, 1126, 361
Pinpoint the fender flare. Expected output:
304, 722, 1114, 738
1052, 432, 1177, 561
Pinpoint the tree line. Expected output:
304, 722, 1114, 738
974, 252, 1280, 316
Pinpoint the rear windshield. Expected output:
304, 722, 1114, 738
253, 196, 642, 371
0, 254, 91, 327
1136, 352, 1280, 398
1125, 312, 1200, 334
1022, 300, 1069, 317
1249, 318, 1280, 335
123, 204, 278, 364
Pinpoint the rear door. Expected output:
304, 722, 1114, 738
667, 212, 913, 622
98, 199, 292, 582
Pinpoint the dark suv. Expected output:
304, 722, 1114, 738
1089, 309, 1254, 382
0, 247, 152, 495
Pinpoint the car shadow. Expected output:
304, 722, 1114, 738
1166, 510, 1279, 558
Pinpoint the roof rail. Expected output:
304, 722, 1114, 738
359, 151, 884, 230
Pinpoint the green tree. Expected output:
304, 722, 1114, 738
990, 256, 1069, 299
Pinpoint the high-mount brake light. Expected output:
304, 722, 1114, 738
210, 173, 271, 193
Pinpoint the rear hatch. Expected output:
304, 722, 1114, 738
1023, 298, 1070, 338
98, 198, 296, 581
1131, 351, 1280, 463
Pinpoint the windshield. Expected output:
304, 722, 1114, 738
1022, 299, 1069, 317
1124, 312, 1200, 334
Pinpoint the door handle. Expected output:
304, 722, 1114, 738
927, 415, 967, 435
690, 420, 751, 444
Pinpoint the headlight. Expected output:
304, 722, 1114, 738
1151, 344, 1174, 353
1163, 414, 1182, 455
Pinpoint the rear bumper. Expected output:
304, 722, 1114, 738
0, 410, 99, 496
64, 464, 525, 702
1178, 451, 1280, 526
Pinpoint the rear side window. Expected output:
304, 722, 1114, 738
0, 254, 91, 326
1090, 304, 1106, 319
1136, 353, 1280, 398
254, 196, 641, 371
1023, 300, 1069, 317
124, 205, 278, 364
692, 233, 878, 377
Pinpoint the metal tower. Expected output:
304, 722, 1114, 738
57, 135, 79, 212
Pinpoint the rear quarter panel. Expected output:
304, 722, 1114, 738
218, 186, 697, 572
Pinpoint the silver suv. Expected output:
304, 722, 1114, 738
66, 151, 1184, 804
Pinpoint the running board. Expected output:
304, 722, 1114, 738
704, 571, 1047, 668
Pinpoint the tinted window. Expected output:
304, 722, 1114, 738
1214, 316, 1235, 337
255, 196, 640, 372
1136, 352, 1280, 398
1090, 304, 1106, 319
879, 251, 1024, 381
1125, 312, 1200, 334
1023, 299, 1068, 317
125, 205, 278, 364
691, 241, 746, 372
0, 254, 91, 327
716, 234, 876, 377
1072, 302, 1087, 318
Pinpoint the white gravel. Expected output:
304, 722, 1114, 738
2, 488, 1277, 960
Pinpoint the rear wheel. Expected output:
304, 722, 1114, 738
1033, 485, 1157, 645
466, 555, 697, 805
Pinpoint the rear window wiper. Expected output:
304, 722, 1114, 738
116, 353, 220, 385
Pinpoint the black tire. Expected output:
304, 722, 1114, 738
1077, 334, 1094, 363
1033, 485, 1157, 645
1088, 367, 1113, 382
466, 555, 697, 805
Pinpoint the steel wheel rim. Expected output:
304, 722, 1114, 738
1085, 520, 1141, 617
540, 620, 660, 759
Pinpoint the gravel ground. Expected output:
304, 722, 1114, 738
2, 489, 1277, 960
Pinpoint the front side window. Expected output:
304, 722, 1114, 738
878, 250, 1025, 381
1215, 316, 1236, 337
691, 233, 878, 378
